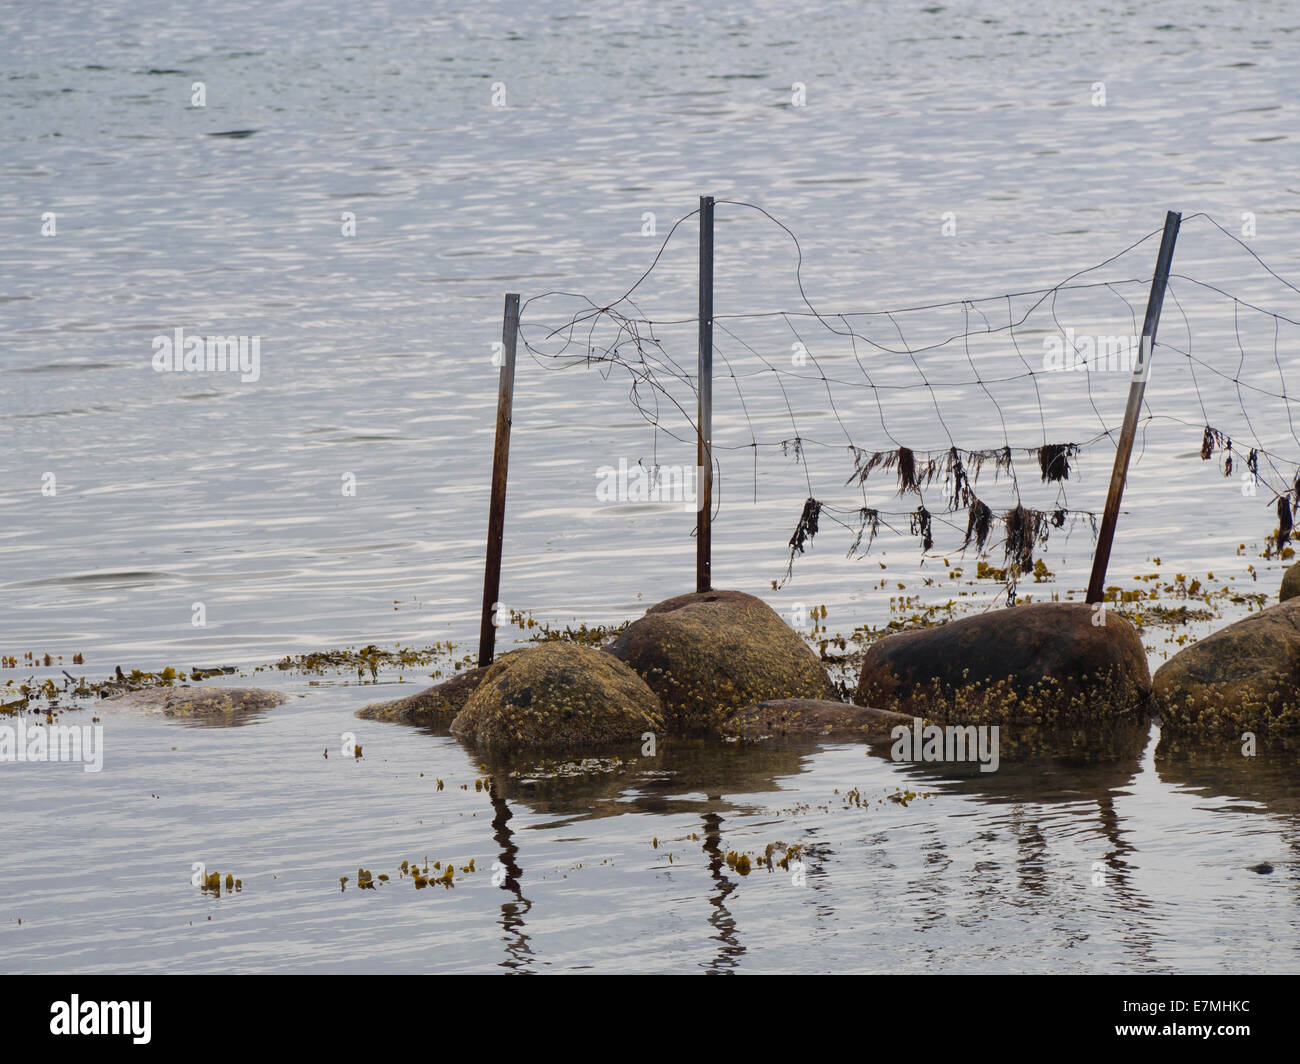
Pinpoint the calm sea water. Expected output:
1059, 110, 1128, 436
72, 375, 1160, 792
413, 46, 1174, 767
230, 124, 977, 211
2, 0, 1299, 972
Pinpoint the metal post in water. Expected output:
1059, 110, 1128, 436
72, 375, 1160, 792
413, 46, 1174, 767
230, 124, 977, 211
697, 196, 714, 593
479, 292, 520, 666
1085, 211, 1181, 604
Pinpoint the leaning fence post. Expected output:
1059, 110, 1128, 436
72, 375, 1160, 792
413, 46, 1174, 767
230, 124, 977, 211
1085, 211, 1181, 604
479, 292, 521, 667
697, 195, 715, 593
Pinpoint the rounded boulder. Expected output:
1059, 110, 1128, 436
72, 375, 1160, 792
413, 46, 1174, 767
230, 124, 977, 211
855, 601, 1151, 725
607, 589, 837, 734
449, 642, 662, 748
1154, 599, 1300, 735
1280, 561, 1300, 603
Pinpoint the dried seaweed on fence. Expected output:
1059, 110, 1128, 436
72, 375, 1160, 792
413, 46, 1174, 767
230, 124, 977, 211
1199, 426, 1235, 475
846, 447, 888, 487
965, 446, 1014, 485
782, 497, 822, 583
1277, 496, 1292, 555
846, 445, 945, 496
1201, 426, 1223, 460
911, 506, 934, 552
1004, 505, 1047, 573
1038, 443, 1080, 483
849, 442, 1041, 506
945, 447, 971, 510
846, 507, 884, 557
517, 204, 1300, 586
896, 447, 919, 494
788, 497, 821, 554
963, 499, 993, 550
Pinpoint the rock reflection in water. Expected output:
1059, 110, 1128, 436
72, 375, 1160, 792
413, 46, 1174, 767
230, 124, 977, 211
473, 738, 812, 973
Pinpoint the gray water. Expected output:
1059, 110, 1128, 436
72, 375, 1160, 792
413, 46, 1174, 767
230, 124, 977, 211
2, 0, 1299, 972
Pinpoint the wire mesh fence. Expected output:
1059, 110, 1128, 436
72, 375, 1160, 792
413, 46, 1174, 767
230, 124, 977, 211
505, 201, 1300, 603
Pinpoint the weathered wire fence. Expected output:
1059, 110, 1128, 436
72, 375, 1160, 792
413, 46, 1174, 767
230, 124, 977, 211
478, 200, 1300, 658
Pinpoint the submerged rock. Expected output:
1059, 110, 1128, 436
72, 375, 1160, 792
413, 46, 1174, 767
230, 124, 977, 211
721, 698, 912, 743
1280, 561, 1300, 603
100, 685, 286, 726
357, 666, 489, 724
450, 642, 662, 748
1154, 599, 1300, 735
855, 601, 1151, 725
608, 589, 836, 734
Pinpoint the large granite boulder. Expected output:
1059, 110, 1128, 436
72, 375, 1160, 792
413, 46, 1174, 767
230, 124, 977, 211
608, 590, 836, 734
1154, 599, 1300, 735
1280, 562, 1300, 603
450, 642, 662, 748
855, 601, 1151, 725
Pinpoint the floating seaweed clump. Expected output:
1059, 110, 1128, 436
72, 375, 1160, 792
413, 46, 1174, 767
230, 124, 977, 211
1038, 443, 1080, 483
198, 870, 241, 897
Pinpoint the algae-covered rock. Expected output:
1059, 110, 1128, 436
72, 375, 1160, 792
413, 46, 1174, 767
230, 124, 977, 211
608, 589, 836, 734
357, 666, 489, 724
1154, 599, 1300, 735
449, 643, 662, 748
1280, 561, 1300, 603
100, 685, 286, 726
855, 601, 1151, 725
722, 698, 912, 743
